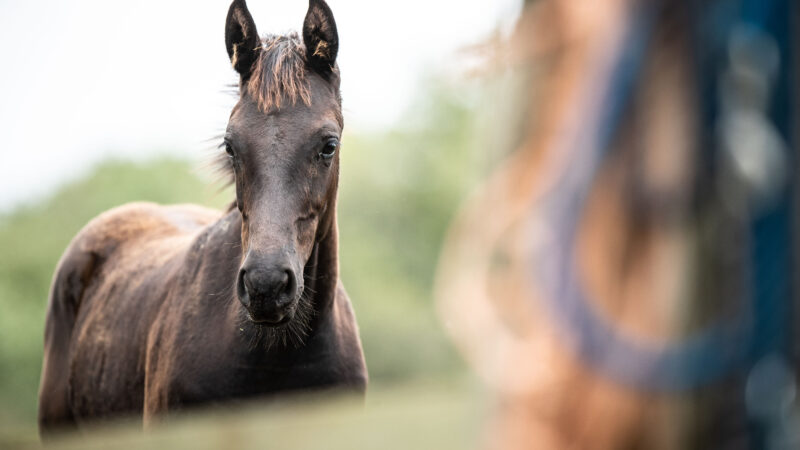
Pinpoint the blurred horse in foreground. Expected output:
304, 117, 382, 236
437, 0, 798, 448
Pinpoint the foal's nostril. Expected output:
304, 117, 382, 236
269, 269, 294, 300
283, 269, 296, 296
237, 268, 250, 305
276, 271, 289, 291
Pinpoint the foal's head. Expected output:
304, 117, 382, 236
222, 0, 342, 331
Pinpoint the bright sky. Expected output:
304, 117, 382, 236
0, 0, 520, 211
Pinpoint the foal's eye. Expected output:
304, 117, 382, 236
319, 138, 338, 160
225, 144, 234, 157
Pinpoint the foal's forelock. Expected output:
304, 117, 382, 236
247, 33, 313, 111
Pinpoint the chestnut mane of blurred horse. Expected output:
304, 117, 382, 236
38, 0, 367, 435
437, 1, 797, 448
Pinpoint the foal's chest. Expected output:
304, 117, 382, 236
157, 333, 366, 409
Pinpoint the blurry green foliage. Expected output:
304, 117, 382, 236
0, 82, 489, 430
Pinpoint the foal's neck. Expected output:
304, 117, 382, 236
303, 221, 340, 318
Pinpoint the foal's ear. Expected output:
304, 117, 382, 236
225, 0, 260, 78
302, 0, 339, 74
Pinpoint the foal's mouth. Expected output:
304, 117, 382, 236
247, 312, 293, 327
239, 294, 314, 349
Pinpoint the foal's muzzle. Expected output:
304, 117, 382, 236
237, 256, 299, 325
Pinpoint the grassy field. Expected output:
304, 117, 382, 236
0, 86, 491, 444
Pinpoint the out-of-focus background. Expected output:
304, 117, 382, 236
0, 0, 523, 447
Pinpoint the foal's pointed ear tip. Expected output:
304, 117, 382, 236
230, 0, 250, 11
228, 0, 248, 14
308, 0, 329, 9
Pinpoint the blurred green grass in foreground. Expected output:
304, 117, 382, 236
3, 379, 487, 450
